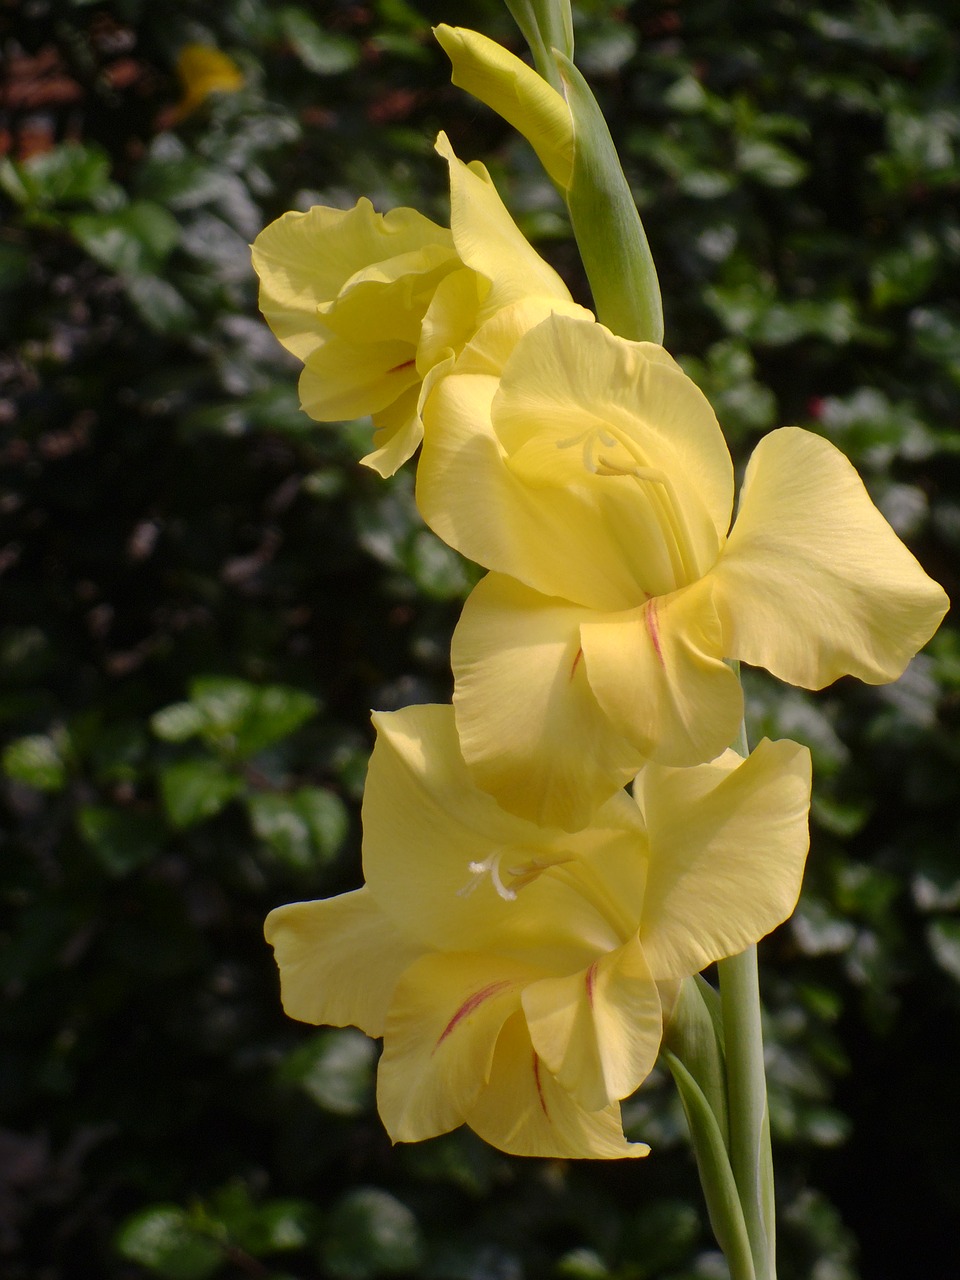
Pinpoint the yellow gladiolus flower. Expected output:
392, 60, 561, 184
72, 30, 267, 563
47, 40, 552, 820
417, 315, 949, 829
265, 703, 812, 1159
251, 132, 579, 476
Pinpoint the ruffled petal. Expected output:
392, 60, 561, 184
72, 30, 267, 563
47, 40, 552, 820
713, 427, 949, 688
378, 951, 538, 1143
451, 574, 641, 830
580, 577, 744, 767
464, 1013, 649, 1159
636, 739, 812, 980
522, 934, 662, 1111
252, 200, 452, 360
264, 888, 421, 1037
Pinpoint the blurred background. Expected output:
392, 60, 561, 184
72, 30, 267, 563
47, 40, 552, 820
1, 1, 958, 1276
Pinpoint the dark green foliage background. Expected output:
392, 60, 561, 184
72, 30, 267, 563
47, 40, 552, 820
1, 1, 958, 1277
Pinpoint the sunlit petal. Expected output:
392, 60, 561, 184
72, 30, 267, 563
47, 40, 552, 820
418, 372, 653, 611
714, 428, 950, 688
437, 132, 571, 314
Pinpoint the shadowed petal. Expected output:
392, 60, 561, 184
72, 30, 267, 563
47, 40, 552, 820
264, 888, 421, 1037
377, 951, 538, 1142
522, 934, 662, 1111
464, 1013, 650, 1159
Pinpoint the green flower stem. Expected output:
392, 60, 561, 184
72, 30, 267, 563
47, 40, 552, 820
717, 943, 776, 1280
503, 0, 573, 91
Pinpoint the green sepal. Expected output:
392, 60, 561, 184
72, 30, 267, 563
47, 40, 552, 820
555, 51, 664, 344
664, 976, 729, 1148
664, 1048, 757, 1280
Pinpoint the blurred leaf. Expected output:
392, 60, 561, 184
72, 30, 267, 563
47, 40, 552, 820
617, 1199, 702, 1277
736, 137, 807, 187
77, 805, 165, 875
247, 787, 348, 868
208, 1181, 317, 1255
115, 1206, 222, 1280
159, 757, 245, 828
124, 275, 198, 335
322, 1188, 423, 1280
281, 1028, 377, 1115
2, 733, 67, 791
556, 1248, 611, 1278
68, 203, 181, 276
151, 702, 207, 743
927, 918, 960, 984
279, 7, 361, 75
154, 679, 319, 760
0, 242, 31, 291
0, 141, 120, 210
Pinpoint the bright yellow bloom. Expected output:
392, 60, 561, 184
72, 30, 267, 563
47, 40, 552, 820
251, 133, 581, 476
172, 45, 244, 122
417, 315, 949, 829
265, 704, 811, 1159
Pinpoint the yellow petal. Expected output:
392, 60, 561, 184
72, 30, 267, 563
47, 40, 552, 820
263, 888, 421, 1037
362, 385, 423, 477
435, 131, 571, 314
433, 28, 574, 189
418, 368, 658, 611
298, 334, 418, 421
464, 1013, 649, 1159
636, 738, 812, 980
174, 44, 244, 119
522, 935, 662, 1111
493, 317, 732, 584
579, 577, 744, 767
252, 199, 452, 362
713, 427, 950, 687
448, 295, 594, 379
417, 265, 486, 374
451, 574, 641, 830
377, 951, 537, 1143
362, 703, 640, 969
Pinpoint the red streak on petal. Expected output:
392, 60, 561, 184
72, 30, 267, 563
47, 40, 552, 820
644, 599, 665, 669
387, 358, 416, 374
585, 961, 598, 1008
533, 1054, 549, 1116
569, 646, 584, 680
434, 979, 512, 1051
